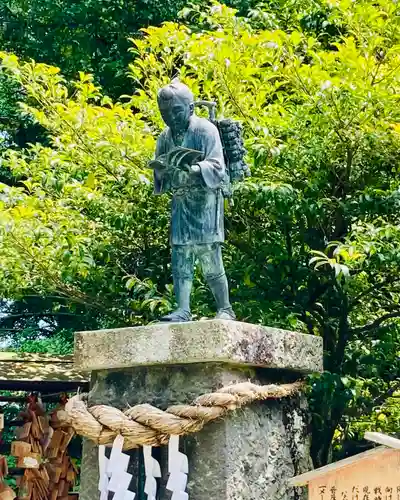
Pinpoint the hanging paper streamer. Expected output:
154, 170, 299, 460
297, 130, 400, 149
143, 445, 161, 500
98, 444, 109, 500
98, 435, 135, 500
166, 435, 189, 500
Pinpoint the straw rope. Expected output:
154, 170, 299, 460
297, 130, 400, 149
63, 381, 303, 450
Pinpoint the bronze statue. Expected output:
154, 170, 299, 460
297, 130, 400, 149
150, 81, 236, 322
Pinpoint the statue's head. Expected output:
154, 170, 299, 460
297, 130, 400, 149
157, 81, 194, 132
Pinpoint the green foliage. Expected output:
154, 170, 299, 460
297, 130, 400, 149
0, 0, 337, 153
0, 0, 263, 99
9, 329, 74, 355
0, 72, 34, 163
0, 72, 22, 133
0, 0, 217, 151
0, 69, 48, 179
0, 0, 161, 97
0, 0, 399, 466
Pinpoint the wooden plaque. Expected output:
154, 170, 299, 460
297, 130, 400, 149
309, 449, 400, 500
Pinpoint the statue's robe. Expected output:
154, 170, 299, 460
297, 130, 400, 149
154, 115, 226, 246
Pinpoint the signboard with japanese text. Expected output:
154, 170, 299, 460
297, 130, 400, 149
308, 449, 400, 500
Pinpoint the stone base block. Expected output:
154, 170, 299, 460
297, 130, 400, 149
81, 364, 312, 500
74, 320, 323, 374
76, 321, 322, 500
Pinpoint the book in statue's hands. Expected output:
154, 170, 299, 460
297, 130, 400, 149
148, 147, 205, 170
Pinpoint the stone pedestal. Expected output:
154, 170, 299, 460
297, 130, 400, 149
74, 320, 323, 500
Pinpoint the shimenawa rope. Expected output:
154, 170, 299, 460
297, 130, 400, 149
61, 381, 303, 450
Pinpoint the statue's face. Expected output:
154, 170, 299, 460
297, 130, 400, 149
158, 96, 192, 132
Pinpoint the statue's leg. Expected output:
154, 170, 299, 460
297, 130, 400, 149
160, 245, 194, 322
196, 243, 236, 320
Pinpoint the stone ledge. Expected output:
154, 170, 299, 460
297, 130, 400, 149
74, 320, 323, 373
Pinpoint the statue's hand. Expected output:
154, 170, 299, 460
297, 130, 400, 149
190, 164, 201, 175
148, 154, 168, 171
178, 163, 201, 175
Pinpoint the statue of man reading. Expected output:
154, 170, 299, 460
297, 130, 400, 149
151, 81, 235, 322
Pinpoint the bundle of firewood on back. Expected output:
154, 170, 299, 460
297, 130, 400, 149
11, 394, 78, 500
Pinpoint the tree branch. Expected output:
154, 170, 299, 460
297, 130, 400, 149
350, 276, 397, 310
350, 311, 400, 335
373, 61, 400, 86
372, 380, 400, 406
0, 312, 78, 321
